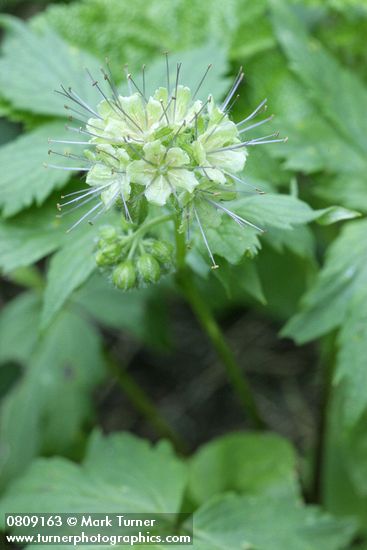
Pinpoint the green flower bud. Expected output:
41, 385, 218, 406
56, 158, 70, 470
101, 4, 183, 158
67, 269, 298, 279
112, 260, 136, 290
148, 240, 173, 267
99, 225, 118, 242
136, 253, 161, 284
96, 243, 121, 266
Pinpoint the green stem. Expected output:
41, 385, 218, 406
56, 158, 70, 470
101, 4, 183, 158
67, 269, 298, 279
127, 213, 174, 259
134, 213, 174, 238
174, 223, 264, 429
105, 352, 187, 454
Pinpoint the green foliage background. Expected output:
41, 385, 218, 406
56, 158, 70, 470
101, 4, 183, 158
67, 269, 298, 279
1, 0, 367, 548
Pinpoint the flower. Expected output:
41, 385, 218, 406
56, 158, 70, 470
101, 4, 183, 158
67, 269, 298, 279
127, 140, 198, 205
86, 144, 131, 208
48, 59, 285, 267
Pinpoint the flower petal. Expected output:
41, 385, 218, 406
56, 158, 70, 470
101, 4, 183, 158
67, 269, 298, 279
208, 148, 247, 173
118, 93, 147, 129
143, 140, 165, 164
101, 173, 130, 208
166, 147, 189, 167
145, 175, 171, 205
168, 168, 199, 193
127, 160, 154, 186
86, 163, 115, 188
203, 167, 226, 183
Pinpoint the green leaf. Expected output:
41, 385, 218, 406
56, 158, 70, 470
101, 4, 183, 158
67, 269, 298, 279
0, 203, 66, 272
283, 219, 367, 425
315, 174, 367, 214
257, 243, 317, 321
206, 216, 260, 264
335, 284, 367, 426
0, 431, 187, 516
230, 194, 359, 231
315, 206, 361, 225
189, 432, 299, 507
36, 0, 238, 78
0, 122, 72, 217
203, 194, 354, 266
270, 0, 367, 155
0, 16, 103, 118
268, 1, 367, 214
41, 227, 97, 328
73, 273, 171, 349
0, 301, 105, 487
213, 260, 266, 304
263, 225, 315, 259
0, 429, 355, 549
193, 493, 355, 550
0, 292, 41, 364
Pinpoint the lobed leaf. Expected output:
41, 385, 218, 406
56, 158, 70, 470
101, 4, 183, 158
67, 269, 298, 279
283, 219, 367, 425
0, 203, 66, 272
0, 298, 105, 488
0, 16, 102, 118
188, 432, 299, 506
0, 122, 72, 217
41, 227, 97, 328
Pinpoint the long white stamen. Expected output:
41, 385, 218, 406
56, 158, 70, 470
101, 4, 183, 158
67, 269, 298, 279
247, 132, 279, 142
67, 86, 101, 119
56, 87, 103, 120
223, 170, 264, 193
121, 191, 132, 222
124, 64, 133, 95
48, 138, 91, 145
58, 184, 111, 208
165, 52, 170, 93
208, 199, 264, 233
88, 204, 106, 225
44, 163, 89, 171
225, 93, 240, 113
48, 149, 90, 164
209, 134, 286, 153
158, 96, 174, 123
192, 64, 212, 100
239, 115, 274, 135
66, 125, 119, 144
221, 68, 244, 111
57, 192, 100, 217
246, 138, 286, 146
127, 73, 147, 102
142, 64, 146, 98
237, 99, 267, 127
159, 99, 170, 124
173, 63, 182, 123
189, 97, 211, 124
101, 61, 120, 106
194, 207, 218, 269
66, 201, 103, 232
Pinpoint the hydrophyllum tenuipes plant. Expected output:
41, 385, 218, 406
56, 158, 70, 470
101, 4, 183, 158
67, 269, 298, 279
46, 58, 285, 291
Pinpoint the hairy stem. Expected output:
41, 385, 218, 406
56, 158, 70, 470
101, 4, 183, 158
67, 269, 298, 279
175, 223, 264, 428
105, 352, 187, 454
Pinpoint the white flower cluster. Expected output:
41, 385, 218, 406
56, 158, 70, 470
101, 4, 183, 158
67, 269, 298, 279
84, 85, 248, 209
48, 62, 284, 268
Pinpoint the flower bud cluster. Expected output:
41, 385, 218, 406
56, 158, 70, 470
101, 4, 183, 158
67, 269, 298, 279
96, 222, 174, 290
